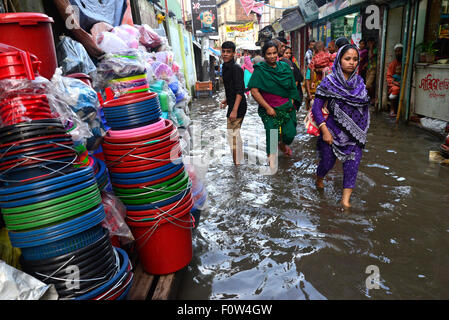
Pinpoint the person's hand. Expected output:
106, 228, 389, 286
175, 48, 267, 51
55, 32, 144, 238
393, 81, 400, 86
229, 110, 238, 122
266, 107, 276, 117
321, 126, 333, 145
78, 32, 105, 59
220, 99, 227, 109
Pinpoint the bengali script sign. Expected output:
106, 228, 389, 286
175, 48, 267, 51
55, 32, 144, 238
419, 73, 449, 93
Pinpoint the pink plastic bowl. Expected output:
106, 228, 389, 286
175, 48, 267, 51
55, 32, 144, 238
108, 118, 165, 138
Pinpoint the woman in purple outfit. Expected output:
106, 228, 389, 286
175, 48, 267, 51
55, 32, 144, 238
312, 44, 370, 208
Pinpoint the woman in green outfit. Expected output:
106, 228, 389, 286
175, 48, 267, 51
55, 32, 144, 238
248, 41, 300, 170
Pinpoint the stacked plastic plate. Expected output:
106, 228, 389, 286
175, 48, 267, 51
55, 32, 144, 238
101, 95, 194, 275
0, 164, 133, 299
109, 73, 149, 96
102, 92, 162, 130
0, 94, 56, 126
0, 54, 133, 299
0, 119, 78, 185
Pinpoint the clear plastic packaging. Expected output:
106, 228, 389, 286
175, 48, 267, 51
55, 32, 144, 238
101, 191, 135, 244
51, 69, 106, 150
94, 52, 147, 93
185, 163, 208, 211
96, 31, 130, 54
151, 61, 174, 81
0, 76, 93, 147
171, 106, 191, 128
56, 36, 97, 76
137, 24, 163, 50
111, 25, 140, 49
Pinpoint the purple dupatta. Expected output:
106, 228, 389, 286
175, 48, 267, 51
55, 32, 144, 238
315, 44, 370, 148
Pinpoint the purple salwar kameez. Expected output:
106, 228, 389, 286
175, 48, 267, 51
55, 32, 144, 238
312, 44, 371, 189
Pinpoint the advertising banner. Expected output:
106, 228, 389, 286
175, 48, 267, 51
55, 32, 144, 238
191, 0, 219, 36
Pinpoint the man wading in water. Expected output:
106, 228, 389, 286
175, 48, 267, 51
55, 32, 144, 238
220, 41, 247, 165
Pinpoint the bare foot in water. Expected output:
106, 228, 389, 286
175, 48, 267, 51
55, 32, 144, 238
341, 200, 352, 209
278, 143, 292, 157
316, 177, 324, 189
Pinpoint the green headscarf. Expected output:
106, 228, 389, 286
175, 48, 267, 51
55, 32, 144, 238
247, 61, 300, 101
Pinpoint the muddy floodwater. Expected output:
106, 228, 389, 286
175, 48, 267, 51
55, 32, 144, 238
176, 92, 449, 300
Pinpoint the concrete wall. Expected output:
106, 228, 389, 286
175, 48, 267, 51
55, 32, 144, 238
137, 0, 159, 28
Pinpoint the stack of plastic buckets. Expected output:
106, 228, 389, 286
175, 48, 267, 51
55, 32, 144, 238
101, 91, 194, 275
0, 46, 132, 300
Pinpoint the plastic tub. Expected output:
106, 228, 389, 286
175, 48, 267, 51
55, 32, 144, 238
0, 13, 57, 79
127, 207, 193, 275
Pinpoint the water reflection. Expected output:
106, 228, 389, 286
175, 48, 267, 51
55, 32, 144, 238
176, 93, 449, 300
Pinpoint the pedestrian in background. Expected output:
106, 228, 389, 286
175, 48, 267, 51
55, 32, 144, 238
248, 41, 300, 170
358, 39, 368, 80
304, 39, 316, 110
253, 49, 264, 64
365, 37, 378, 106
327, 40, 337, 67
220, 41, 248, 165
335, 37, 350, 49
312, 44, 370, 208
386, 43, 403, 117
283, 46, 304, 110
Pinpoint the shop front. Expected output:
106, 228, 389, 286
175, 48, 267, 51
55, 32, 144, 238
412, 0, 449, 122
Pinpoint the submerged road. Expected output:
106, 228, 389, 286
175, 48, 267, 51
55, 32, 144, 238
176, 92, 449, 300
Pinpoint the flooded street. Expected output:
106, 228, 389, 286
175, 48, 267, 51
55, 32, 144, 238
176, 91, 449, 300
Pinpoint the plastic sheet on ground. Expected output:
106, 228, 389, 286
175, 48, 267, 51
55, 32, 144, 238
420, 117, 448, 136
0, 260, 58, 300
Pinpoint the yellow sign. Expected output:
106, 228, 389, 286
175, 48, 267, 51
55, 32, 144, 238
226, 21, 254, 33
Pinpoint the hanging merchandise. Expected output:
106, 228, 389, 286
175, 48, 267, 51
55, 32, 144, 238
51, 69, 106, 151
101, 191, 135, 245
56, 36, 97, 76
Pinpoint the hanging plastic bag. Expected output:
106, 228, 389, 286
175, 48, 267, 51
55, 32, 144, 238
96, 32, 130, 54
101, 192, 135, 245
185, 163, 208, 211
111, 24, 140, 49
56, 36, 97, 76
137, 24, 162, 50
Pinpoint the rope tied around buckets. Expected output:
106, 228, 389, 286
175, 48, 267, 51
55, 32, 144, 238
0, 142, 80, 183
130, 188, 196, 250
33, 247, 121, 287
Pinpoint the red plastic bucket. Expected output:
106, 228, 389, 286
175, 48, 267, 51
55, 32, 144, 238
0, 13, 57, 80
127, 207, 194, 275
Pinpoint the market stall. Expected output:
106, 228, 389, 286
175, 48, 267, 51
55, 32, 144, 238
0, 8, 207, 300
412, 0, 449, 123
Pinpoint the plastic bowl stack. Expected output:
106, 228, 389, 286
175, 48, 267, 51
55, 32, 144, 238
109, 73, 149, 96
0, 119, 78, 184
101, 92, 194, 275
102, 92, 162, 130
0, 94, 56, 126
0, 47, 132, 300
